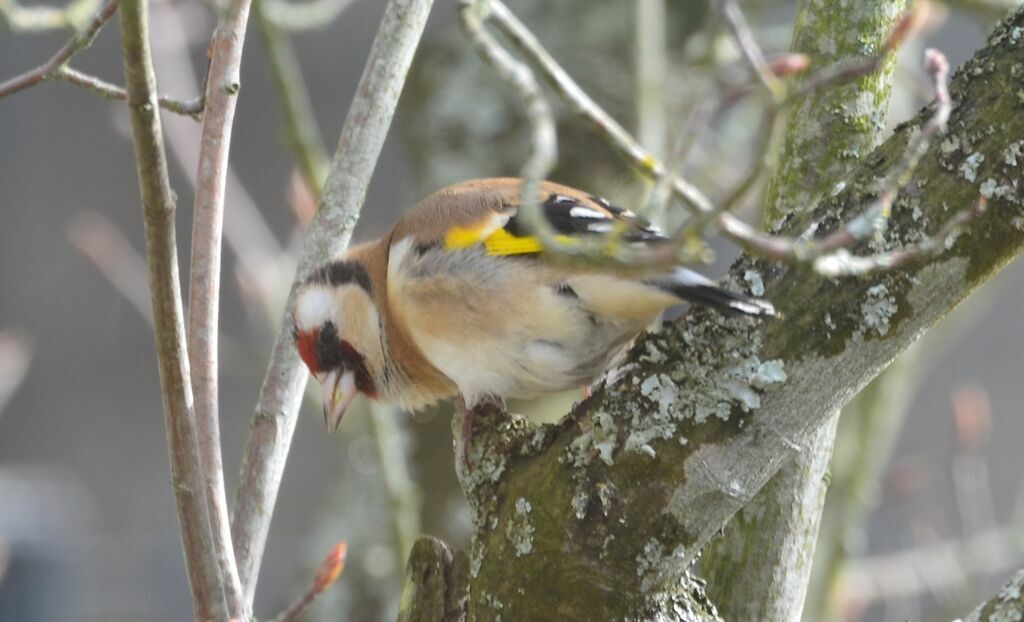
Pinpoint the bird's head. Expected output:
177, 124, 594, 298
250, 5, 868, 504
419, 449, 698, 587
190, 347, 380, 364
292, 262, 384, 433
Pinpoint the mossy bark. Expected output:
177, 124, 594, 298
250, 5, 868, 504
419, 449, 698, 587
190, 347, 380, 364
960, 569, 1024, 621
700, 1, 905, 619
401, 8, 1024, 621
764, 0, 906, 225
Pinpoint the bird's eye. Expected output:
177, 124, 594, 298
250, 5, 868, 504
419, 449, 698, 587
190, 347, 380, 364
316, 321, 343, 370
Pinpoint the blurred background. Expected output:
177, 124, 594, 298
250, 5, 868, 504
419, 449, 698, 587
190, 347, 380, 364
0, 0, 1021, 620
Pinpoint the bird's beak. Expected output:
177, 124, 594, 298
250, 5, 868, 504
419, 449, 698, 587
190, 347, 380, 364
317, 370, 357, 434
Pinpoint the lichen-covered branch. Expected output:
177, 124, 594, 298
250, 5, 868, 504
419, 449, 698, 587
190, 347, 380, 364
118, 0, 227, 617
452, 10, 1024, 619
230, 0, 435, 606
397, 537, 470, 622
700, 1, 905, 618
957, 569, 1024, 622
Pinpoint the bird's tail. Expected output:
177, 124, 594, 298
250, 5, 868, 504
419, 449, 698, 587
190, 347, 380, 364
648, 267, 777, 318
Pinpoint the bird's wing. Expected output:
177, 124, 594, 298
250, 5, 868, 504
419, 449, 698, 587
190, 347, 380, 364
390, 178, 666, 258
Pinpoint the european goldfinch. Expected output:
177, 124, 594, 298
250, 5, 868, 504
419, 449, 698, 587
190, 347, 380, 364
292, 178, 775, 432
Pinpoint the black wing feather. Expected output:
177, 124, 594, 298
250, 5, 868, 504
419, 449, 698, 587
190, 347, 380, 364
503, 192, 665, 244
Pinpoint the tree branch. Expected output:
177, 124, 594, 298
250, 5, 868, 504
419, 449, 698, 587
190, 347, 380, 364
117, 0, 227, 617
58, 65, 203, 117
959, 569, 1024, 622
254, 0, 330, 193
0, 0, 98, 32
0, 0, 118, 98
230, 0, 436, 607
454, 8, 1024, 619
186, 0, 255, 617
700, 1, 906, 618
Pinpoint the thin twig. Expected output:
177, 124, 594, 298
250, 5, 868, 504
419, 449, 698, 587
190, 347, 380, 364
255, 0, 330, 192
635, 0, 668, 161
0, 0, 118, 99
148, 2, 284, 302
718, 0, 782, 96
68, 210, 154, 326
268, 542, 348, 622
785, 6, 926, 105
0, 0, 203, 118
261, 0, 354, 31
59, 66, 203, 117
369, 403, 423, 564
472, 0, 958, 279
0, 0, 98, 32
457, 0, 559, 252
722, 49, 967, 276
843, 524, 1024, 605
484, 0, 716, 216
231, 0, 436, 606
461, 0, 709, 272
0, 330, 32, 417
118, 0, 228, 617
186, 0, 254, 616
473, 0, 963, 278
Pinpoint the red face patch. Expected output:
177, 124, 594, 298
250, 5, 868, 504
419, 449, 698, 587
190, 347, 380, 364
295, 328, 321, 375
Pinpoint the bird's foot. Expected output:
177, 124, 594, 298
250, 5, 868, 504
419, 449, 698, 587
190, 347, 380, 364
455, 395, 506, 468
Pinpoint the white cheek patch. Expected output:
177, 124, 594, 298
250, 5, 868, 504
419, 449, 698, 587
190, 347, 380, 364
294, 287, 335, 331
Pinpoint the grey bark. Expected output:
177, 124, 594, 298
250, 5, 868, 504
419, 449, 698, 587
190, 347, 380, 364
700, 1, 905, 619
400, 8, 1024, 620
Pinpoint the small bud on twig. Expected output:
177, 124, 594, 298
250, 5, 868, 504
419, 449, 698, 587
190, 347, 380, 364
767, 54, 811, 78
884, 3, 929, 52
269, 541, 349, 622
313, 541, 348, 593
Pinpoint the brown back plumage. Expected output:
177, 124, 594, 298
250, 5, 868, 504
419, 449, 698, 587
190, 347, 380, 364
390, 178, 618, 245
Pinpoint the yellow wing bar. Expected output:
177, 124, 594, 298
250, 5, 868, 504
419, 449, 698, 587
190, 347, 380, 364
445, 224, 581, 256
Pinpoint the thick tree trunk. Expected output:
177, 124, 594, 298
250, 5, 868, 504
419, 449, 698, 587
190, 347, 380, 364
701, 1, 905, 619
403, 7, 1024, 620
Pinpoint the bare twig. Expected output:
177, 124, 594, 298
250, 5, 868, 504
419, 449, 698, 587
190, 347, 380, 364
457, 0, 559, 256
718, 0, 782, 96
0, 0, 203, 117
148, 3, 284, 303
254, 0, 330, 192
0, 0, 98, 32
261, 0, 354, 31
0, 330, 32, 417
785, 6, 927, 104
269, 542, 348, 622
635, 0, 667, 162
68, 210, 154, 326
468, 0, 956, 280
118, 0, 227, 617
483, 0, 715, 216
0, 0, 118, 99
369, 403, 423, 564
186, 0, 255, 616
722, 49, 970, 277
231, 0, 436, 606
59, 66, 203, 117
842, 525, 1024, 606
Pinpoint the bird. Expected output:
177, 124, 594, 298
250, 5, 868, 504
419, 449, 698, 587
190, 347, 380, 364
292, 178, 775, 435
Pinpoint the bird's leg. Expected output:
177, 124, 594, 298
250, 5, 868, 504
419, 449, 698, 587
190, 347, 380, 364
455, 394, 507, 467
455, 395, 475, 466
460, 397, 475, 447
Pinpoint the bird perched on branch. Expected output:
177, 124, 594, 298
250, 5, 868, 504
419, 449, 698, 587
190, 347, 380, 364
292, 178, 775, 434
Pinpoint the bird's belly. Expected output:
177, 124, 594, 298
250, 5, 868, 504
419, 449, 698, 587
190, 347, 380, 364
405, 290, 643, 403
